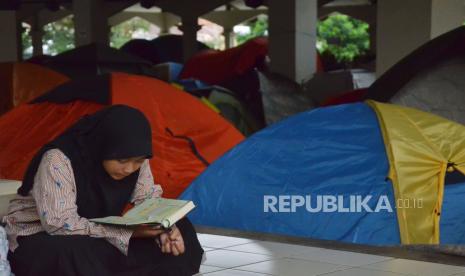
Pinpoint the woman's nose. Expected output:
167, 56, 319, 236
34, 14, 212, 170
123, 163, 134, 174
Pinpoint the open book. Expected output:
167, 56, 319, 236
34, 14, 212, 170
90, 198, 195, 228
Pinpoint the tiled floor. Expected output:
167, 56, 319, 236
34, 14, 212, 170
194, 233, 465, 276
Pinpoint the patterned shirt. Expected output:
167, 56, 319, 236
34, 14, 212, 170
2, 149, 163, 256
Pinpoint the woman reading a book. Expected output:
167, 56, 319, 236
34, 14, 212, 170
3, 105, 204, 276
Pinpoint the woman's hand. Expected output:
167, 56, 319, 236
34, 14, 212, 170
159, 225, 185, 256
131, 225, 165, 238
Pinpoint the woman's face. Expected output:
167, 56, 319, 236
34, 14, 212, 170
102, 156, 146, 180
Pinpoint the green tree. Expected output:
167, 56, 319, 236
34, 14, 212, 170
22, 16, 156, 56
235, 15, 268, 45
317, 13, 370, 64
42, 15, 75, 55
110, 17, 153, 49
21, 23, 33, 59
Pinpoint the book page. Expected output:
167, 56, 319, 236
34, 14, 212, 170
125, 198, 189, 220
90, 216, 151, 226
90, 198, 195, 227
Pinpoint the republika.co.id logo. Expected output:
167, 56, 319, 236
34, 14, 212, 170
263, 195, 423, 213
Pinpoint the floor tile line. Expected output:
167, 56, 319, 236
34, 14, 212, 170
347, 256, 397, 268
197, 267, 230, 275
200, 241, 256, 249
215, 256, 286, 274
351, 265, 417, 276
211, 245, 392, 268
278, 251, 391, 267
313, 265, 415, 276
357, 259, 465, 276
312, 266, 363, 276
202, 250, 280, 270
280, 255, 360, 268
227, 257, 351, 276
195, 263, 230, 275
217, 247, 275, 256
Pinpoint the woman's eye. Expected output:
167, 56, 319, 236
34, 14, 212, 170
118, 159, 128, 164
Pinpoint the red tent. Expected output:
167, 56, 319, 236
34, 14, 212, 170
0, 73, 244, 198
0, 62, 69, 115
321, 89, 368, 106
180, 37, 268, 84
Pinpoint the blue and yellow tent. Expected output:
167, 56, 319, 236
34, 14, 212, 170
181, 101, 465, 245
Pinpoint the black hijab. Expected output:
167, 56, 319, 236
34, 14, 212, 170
18, 105, 153, 218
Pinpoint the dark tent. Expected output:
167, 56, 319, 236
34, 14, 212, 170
176, 80, 261, 136
121, 35, 211, 65
365, 26, 465, 124
180, 37, 269, 128
42, 43, 157, 78
26, 54, 53, 65
120, 39, 159, 64
220, 69, 266, 128
257, 70, 315, 125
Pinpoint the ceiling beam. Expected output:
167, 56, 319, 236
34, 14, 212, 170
318, 0, 335, 8
318, 4, 375, 23
154, 0, 232, 17
202, 9, 267, 27
104, 0, 138, 18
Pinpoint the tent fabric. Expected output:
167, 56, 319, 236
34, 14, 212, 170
321, 89, 368, 107
181, 103, 400, 244
218, 68, 266, 128
365, 26, 465, 102
0, 62, 69, 115
180, 37, 268, 84
368, 100, 465, 244
26, 54, 53, 65
0, 73, 244, 198
32, 74, 111, 104
178, 73, 266, 131
121, 36, 211, 65
120, 39, 160, 64
181, 102, 465, 245
335, 26, 465, 125
440, 184, 465, 244
42, 43, 156, 79
152, 62, 184, 82
176, 80, 261, 136
179, 38, 268, 129
196, 86, 260, 136
175, 79, 210, 91
147, 35, 210, 64
388, 56, 465, 126
0, 101, 103, 180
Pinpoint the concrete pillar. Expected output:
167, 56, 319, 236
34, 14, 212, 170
368, 23, 376, 56
268, 0, 317, 84
31, 16, 44, 56
31, 27, 44, 56
0, 11, 21, 62
159, 23, 169, 35
376, 0, 465, 76
158, 13, 169, 35
179, 15, 201, 62
73, 0, 109, 46
224, 27, 235, 49
431, 0, 465, 38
